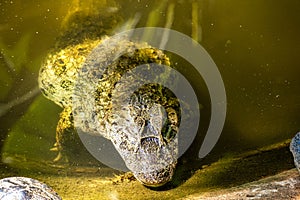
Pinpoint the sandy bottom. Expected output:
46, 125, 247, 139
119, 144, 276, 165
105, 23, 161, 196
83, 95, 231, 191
0, 140, 298, 200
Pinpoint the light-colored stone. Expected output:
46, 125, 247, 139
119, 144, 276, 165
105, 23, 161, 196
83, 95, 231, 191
182, 169, 300, 200
0, 177, 61, 200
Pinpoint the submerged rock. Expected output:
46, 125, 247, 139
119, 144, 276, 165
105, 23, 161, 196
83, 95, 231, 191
182, 169, 300, 200
0, 177, 61, 200
290, 132, 300, 172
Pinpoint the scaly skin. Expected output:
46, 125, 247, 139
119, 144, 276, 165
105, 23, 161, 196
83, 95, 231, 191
38, 36, 181, 186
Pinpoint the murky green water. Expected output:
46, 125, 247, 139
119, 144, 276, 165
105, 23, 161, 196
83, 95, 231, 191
0, 0, 300, 199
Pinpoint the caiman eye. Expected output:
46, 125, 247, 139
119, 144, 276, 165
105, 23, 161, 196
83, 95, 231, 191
161, 107, 180, 143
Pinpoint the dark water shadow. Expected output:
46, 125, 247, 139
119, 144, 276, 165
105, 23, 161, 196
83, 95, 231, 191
148, 141, 294, 191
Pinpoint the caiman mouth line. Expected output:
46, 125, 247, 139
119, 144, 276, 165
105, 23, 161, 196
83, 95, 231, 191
134, 162, 176, 187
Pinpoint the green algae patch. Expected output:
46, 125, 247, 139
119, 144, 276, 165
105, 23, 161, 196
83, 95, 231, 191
1, 95, 60, 163
1, 94, 102, 168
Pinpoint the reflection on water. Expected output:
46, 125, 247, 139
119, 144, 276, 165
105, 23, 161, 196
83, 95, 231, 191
0, 0, 300, 198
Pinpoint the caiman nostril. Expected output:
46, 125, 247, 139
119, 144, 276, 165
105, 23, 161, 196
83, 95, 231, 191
141, 137, 160, 153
